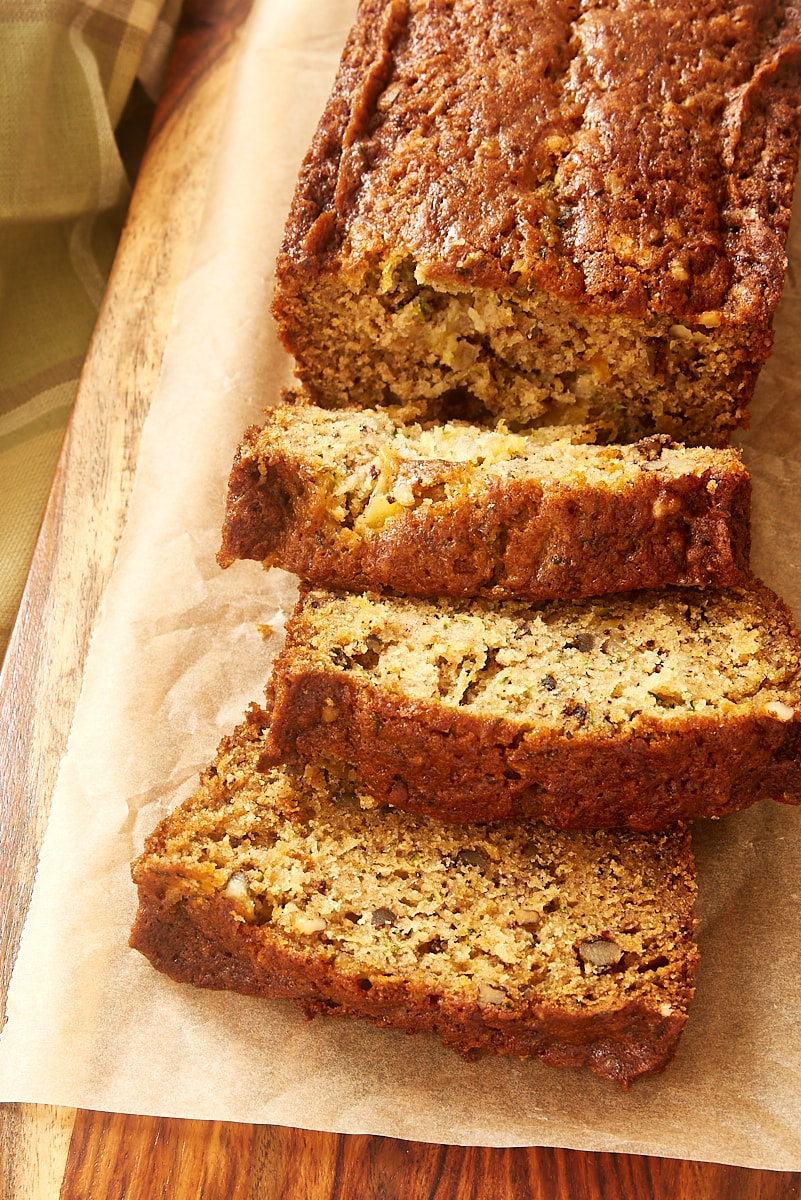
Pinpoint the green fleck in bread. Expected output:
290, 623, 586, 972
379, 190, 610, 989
130, 705, 698, 1089
262, 582, 801, 829
273, 0, 801, 444
219, 400, 751, 600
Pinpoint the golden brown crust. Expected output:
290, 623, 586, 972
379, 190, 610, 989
278, 0, 801, 321
218, 408, 751, 600
272, 0, 801, 441
262, 583, 801, 830
264, 672, 801, 827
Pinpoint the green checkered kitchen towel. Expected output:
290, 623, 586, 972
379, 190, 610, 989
0, 0, 182, 662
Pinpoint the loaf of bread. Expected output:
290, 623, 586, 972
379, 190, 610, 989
219, 399, 751, 600
130, 704, 698, 1089
273, 0, 801, 445
261, 581, 801, 829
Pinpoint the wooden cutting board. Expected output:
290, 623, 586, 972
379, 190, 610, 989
1, 2, 799, 1195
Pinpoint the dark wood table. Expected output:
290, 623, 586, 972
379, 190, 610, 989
1, 2, 800, 1195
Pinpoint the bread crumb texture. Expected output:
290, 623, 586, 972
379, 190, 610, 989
236, 402, 746, 529
283, 584, 801, 729
219, 401, 751, 598
131, 708, 698, 1086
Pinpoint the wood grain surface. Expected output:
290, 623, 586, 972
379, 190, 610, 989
1, 2, 800, 1196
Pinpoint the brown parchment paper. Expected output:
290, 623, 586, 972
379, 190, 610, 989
2, 0, 801, 1168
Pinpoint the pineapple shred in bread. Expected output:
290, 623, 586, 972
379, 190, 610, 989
273, 0, 801, 444
130, 707, 698, 1089
262, 583, 801, 829
219, 400, 751, 600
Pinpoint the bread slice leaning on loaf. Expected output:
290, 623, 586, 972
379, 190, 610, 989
130, 705, 699, 1089
261, 581, 801, 830
218, 400, 751, 601
273, 0, 801, 444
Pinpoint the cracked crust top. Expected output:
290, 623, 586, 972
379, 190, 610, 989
278, 0, 801, 323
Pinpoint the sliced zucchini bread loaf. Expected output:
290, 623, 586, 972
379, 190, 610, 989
261, 582, 801, 829
219, 401, 751, 600
130, 705, 698, 1089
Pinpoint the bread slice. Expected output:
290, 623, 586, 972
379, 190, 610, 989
273, 0, 801, 444
219, 400, 751, 601
262, 582, 801, 829
130, 705, 698, 1089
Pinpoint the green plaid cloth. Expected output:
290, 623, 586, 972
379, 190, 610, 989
0, 0, 182, 661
